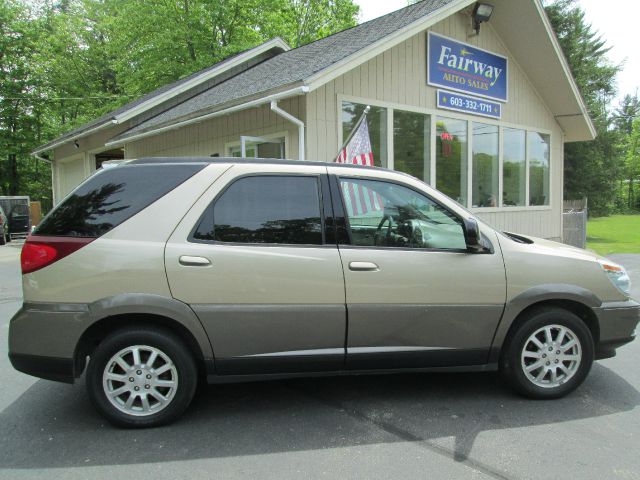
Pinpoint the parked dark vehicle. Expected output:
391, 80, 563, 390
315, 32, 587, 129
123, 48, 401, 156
0, 206, 9, 245
8, 204, 31, 238
0, 196, 31, 240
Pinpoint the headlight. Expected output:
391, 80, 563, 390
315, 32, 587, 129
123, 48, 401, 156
599, 260, 631, 296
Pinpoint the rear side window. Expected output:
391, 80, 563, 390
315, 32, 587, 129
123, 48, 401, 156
193, 175, 323, 245
36, 164, 204, 238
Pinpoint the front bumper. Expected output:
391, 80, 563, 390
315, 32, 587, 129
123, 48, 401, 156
593, 299, 640, 359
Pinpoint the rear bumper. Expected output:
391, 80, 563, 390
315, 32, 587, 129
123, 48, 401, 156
593, 299, 639, 359
8, 303, 90, 383
8, 353, 74, 383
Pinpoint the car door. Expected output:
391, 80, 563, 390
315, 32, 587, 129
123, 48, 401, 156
327, 169, 506, 370
165, 164, 347, 375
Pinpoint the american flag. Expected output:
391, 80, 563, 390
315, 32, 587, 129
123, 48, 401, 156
335, 116, 383, 216
335, 116, 374, 166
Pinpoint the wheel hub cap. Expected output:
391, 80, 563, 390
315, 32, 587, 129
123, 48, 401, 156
521, 325, 582, 389
102, 345, 178, 417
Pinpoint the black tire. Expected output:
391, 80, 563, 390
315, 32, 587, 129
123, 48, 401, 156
86, 327, 198, 428
0, 233, 5, 246
500, 307, 594, 399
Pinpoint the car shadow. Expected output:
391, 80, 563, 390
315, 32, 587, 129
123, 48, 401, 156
0, 363, 638, 472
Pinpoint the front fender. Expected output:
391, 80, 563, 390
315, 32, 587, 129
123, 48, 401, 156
489, 284, 601, 361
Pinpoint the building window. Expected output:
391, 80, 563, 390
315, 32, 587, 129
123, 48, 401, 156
529, 132, 550, 206
394, 110, 431, 184
228, 136, 285, 159
503, 128, 526, 207
342, 102, 388, 167
338, 98, 551, 211
436, 117, 468, 206
472, 123, 499, 207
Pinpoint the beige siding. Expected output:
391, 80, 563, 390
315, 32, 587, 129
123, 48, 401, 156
306, 12, 564, 239
54, 155, 88, 201
125, 97, 305, 161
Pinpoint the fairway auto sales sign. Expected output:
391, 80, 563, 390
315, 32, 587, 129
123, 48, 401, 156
428, 32, 508, 103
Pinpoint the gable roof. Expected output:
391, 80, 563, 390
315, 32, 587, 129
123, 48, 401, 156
33, 37, 290, 154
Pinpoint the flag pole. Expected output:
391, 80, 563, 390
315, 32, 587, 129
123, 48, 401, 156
339, 105, 370, 153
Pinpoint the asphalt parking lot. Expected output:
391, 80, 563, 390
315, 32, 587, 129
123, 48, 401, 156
0, 243, 639, 479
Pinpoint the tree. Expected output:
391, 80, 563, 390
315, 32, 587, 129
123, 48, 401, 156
545, 0, 623, 216
0, 1, 47, 198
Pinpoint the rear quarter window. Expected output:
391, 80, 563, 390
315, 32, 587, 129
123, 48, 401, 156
36, 164, 204, 238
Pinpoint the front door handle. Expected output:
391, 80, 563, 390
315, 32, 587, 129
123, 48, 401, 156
349, 261, 379, 272
179, 255, 211, 267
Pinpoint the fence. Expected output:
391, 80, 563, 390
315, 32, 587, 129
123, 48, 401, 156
562, 198, 588, 249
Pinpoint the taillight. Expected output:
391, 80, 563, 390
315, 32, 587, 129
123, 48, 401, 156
21, 236, 94, 275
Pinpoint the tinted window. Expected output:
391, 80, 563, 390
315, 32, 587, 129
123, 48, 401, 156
340, 178, 466, 250
193, 176, 323, 245
36, 164, 204, 237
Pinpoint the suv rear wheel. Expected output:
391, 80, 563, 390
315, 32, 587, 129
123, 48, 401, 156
86, 327, 197, 428
500, 307, 594, 399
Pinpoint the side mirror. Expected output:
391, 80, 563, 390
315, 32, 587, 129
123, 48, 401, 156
463, 218, 483, 252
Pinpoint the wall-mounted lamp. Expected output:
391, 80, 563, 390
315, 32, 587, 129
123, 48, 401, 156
472, 2, 494, 35
74, 140, 80, 149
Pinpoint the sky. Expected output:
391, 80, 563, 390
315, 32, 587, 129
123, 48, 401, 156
354, 0, 639, 107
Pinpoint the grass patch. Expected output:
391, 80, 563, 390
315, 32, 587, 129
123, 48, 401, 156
586, 215, 640, 255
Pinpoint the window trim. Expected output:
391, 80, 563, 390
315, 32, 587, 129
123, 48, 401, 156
224, 131, 289, 159
333, 175, 483, 254
187, 173, 331, 248
336, 94, 552, 213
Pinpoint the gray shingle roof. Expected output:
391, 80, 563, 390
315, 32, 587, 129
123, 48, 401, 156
112, 0, 456, 142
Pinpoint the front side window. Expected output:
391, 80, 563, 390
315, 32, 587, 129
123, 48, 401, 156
339, 178, 466, 250
193, 176, 323, 245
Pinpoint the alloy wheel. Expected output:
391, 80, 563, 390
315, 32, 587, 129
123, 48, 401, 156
520, 324, 582, 389
102, 345, 178, 417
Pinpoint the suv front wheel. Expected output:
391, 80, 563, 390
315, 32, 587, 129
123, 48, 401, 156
500, 307, 594, 399
86, 327, 198, 428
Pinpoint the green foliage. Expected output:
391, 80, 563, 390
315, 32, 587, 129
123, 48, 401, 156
545, 0, 623, 216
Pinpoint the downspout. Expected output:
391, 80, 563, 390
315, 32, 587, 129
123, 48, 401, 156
270, 100, 306, 161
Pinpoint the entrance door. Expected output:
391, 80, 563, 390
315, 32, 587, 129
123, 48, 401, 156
328, 171, 506, 370
165, 164, 346, 375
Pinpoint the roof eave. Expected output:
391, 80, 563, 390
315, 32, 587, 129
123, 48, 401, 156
32, 119, 117, 155
105, 84, 310, 147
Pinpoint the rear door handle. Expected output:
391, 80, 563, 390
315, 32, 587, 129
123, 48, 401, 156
349, 261, 379, 272
179, 255, 211, 267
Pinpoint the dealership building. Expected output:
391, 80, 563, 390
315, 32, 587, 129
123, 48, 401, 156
34, 0, 594, 241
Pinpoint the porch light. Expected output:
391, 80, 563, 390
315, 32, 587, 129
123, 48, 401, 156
472, 2, 494, 34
